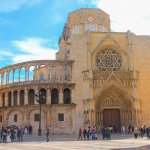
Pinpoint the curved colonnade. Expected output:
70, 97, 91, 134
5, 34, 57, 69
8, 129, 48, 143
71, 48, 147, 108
0, 60, 76, 134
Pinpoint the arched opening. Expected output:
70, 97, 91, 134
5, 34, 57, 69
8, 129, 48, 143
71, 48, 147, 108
3, 72, 7, 85
20, 90, 24, 106
95, 86, 133, 131
14, 68, 19, 82
8, 92, 12, 106
29, 66, 35, 81
51, 88, 59, 104
39, 88, 46, 104
9, 70, 13, 84
2, 93, 5, 107
20, 67, 26, 82
63, 88, 71, 104
28, 89, 35, 105
13, 91, 18, 106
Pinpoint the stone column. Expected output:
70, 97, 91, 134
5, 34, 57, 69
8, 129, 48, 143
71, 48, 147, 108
1, 74, 4, 85
24, 88, 28, 105
17, 90, 20, 106
90, 110, 93, 126
48, 65, 50, 80
7, 72, 9, 84
135, 109, 138, 127
71, 88, 75, 103
35, 87, 38, 104
5, 92, 8, 106
0, 93, 2, 107
93, 109, 96, 125
26, 67, 29, 81
46, 88, 51, 104
12, 70, 14, 83
59, 87, 63, 104
11, 90, 14, 106
25, 67, 27, 81
18, 68, 20, 82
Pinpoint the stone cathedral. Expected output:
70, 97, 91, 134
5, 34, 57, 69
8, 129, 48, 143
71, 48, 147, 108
0, 8, 150, 134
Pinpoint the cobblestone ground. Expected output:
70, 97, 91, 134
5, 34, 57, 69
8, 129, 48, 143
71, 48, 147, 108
0, 134, 150, 150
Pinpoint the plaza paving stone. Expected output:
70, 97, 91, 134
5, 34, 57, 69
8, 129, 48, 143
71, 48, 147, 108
0, 134, 150, 150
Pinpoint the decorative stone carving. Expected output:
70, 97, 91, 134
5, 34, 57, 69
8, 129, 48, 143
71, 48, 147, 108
96, 49, 122, 71
102, 98, 120, 107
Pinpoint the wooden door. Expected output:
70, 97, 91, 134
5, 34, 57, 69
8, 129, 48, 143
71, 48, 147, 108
103, 109, 120, 129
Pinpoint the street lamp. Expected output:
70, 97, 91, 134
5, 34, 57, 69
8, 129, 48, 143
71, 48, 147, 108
35, 91, 46, 136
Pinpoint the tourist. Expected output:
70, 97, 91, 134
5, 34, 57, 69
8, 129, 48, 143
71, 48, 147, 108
24, 126, 28, 135
121, 126, 126, 136
83, 128, 87, 140
87, 128, 90, 140
78, 128, 82, 140
46, 129, 50, 142
134, 127, 138, 139
146, 126, 150, 139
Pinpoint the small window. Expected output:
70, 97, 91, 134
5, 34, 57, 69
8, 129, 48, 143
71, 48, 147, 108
0, 115, 2, 122
14, 114, 17, 122
58, 113, 64, 121
34, 114, 40, 122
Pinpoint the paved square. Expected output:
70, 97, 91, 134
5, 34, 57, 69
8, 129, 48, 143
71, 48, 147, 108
0, 134, 150, 150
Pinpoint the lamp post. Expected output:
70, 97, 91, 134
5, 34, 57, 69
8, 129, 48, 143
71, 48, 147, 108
35, 91, 46, 136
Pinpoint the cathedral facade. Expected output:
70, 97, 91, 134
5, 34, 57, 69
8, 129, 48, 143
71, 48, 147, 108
0, 8, 150, 134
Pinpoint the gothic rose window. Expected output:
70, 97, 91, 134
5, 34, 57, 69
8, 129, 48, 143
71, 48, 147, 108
96, 49, 122, 70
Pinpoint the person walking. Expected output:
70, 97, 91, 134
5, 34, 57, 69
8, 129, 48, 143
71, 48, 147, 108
78, 128, 82, 140
134, 127, 138, 139
46, 129, 50, 142
83, 129, 87, 140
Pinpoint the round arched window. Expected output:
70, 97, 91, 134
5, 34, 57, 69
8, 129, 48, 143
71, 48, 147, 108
96, 49, 122, 70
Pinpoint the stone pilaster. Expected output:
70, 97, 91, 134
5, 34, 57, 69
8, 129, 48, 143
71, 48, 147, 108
24, 88, 28, 105
71, 88, 75, 103
59, 87, 63, 104
5, 92, 8, 107
46, 89, 51, 104
17, 90, 20, 105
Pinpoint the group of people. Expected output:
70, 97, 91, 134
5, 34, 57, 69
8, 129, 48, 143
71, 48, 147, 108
129, 125, 150, 139
0, 125, 32, 143
120, 125, 150, 139
78, 124, 150, 141
78, 125, 98, 140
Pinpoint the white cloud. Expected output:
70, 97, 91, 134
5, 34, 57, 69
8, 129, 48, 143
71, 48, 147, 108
77, 0, 99, 5
0, 50, 13, 60
12, 37, 57, 63
95, 0, 150, 35
0, 0, 42, 13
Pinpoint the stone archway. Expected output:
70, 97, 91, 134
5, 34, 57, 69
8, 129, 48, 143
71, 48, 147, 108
95, 86, 133, 130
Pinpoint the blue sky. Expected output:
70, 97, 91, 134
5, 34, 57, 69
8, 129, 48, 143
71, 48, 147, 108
0, 0, 150, 68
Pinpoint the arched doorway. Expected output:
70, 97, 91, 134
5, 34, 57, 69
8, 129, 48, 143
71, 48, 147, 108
103, 109, 120, 130
95, 86, 133, 130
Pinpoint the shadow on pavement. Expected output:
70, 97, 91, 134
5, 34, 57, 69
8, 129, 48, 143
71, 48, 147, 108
112, 145, 150, 150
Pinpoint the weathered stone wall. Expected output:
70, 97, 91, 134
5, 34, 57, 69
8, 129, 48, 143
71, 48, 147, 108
132, 35, 150, 124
